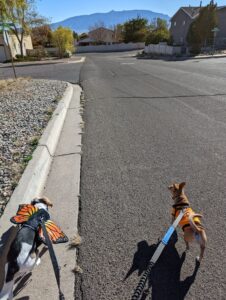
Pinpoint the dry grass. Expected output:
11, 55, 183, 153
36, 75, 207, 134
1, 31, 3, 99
69, 233, 82, 249
0, 77, 30, 91
72, 265, 83, 274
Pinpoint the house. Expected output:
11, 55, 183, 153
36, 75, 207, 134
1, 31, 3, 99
77, 27, 116, 46
170, 6, 226, 48
77, 37, 96, 46
0, 33, 33, 62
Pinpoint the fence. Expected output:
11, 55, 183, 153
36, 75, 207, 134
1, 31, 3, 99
144, 44, 182, 56
76, 43, 145, 53
44, 47, 59, 56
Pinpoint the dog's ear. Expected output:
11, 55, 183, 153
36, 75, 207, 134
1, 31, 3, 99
40, 196, 53, 207
179, 182, 186, 191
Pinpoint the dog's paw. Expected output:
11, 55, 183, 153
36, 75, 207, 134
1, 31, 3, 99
36, 258, 41, 266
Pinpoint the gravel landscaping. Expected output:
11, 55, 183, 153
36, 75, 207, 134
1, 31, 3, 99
0, 78, 68, 217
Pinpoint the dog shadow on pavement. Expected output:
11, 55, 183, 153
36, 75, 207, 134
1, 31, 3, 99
125, 232, 200, 300
13, 246, 48, 299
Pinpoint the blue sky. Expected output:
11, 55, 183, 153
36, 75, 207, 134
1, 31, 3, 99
37, 0, 226, 22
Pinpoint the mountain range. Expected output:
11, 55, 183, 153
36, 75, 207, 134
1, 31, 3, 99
51, 10, 170, 33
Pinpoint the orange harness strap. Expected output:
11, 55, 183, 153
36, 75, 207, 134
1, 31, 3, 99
172, 207, 201, 231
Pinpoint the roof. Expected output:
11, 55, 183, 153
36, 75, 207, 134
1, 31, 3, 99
171, 5, 226, 21
78, 37, 95, 43
89, 27, 114, 34
181, 7, 201, 19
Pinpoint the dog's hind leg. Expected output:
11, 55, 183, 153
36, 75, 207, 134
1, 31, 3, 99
198, 230, 207, 262
23, 250, 41, 273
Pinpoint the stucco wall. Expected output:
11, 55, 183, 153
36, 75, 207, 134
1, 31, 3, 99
217, 8, 226, 39
144, 44, 182, 55
76, 42, 145, 53
0, 46, 10, 62
170, 10, 193, 46
0, 34, 33, 62
89, 28, 115, 44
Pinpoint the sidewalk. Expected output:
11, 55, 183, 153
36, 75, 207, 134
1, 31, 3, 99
0, 85, 83, 299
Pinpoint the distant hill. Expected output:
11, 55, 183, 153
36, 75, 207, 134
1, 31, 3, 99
51, 10, 170, 33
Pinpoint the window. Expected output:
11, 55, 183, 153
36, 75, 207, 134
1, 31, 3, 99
180, 37, 184, 43
183, 20, 186, 26
174, 21, 177, 26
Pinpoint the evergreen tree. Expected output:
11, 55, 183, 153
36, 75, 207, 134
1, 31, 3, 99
145, 18, 170, 45
122, 17, 149, 43
187, 2, 217, 54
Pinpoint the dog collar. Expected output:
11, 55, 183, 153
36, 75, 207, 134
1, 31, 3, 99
21, 223, 37, 232
173, 203, 189, 209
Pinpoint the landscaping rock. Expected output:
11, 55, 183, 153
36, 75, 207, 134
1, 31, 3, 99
0, 79, 68, 217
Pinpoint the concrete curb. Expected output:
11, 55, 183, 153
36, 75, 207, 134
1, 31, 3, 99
139, 53, 226, 61
0, 57, 85, 68
0, 83, 73, 232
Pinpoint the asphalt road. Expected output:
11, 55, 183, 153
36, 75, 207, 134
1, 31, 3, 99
0, 57, 83, 83
76, 53, 226, 300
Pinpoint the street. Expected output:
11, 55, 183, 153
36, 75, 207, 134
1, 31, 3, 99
0, 58, 84, 83
1, 52, 226, 299
75, 53, 226, 299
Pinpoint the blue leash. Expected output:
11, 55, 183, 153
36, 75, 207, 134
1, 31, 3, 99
131, 209, 185, 300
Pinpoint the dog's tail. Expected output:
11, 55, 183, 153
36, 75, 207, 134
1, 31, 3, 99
189, 214, 203, 233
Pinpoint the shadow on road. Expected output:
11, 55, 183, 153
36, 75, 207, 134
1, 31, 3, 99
126, 232, 200, 300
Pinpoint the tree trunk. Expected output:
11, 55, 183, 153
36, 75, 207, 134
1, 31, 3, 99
19, 31, 25, 57
12, 25, 25, 58
19, 39, 24, 57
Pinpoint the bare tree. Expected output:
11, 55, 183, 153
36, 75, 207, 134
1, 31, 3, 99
113, 24, 124, 43
89, 21, 108, 43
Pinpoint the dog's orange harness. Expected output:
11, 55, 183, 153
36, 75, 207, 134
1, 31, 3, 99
172, 207, 201, 231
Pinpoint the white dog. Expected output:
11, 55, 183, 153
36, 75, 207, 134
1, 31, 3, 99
0, 197, 68, 300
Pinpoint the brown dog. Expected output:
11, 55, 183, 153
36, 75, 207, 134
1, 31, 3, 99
168, 182, 207, 262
